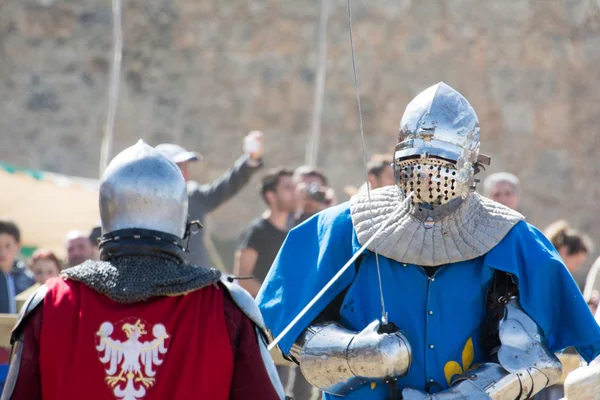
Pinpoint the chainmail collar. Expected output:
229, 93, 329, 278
350, 186, 524, 267
61, 255, 222, 303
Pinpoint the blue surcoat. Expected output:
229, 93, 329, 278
256, 203, 600, 399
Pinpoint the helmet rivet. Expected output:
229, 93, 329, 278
424, 217, 434, 229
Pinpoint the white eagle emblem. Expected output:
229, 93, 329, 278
96, 319, 170, 400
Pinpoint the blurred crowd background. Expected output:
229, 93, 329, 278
2, 0, 600, 398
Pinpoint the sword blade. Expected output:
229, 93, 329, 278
267, 191, 413, 351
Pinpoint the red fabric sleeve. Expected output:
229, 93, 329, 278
222, 292, 280, 400
9, 305, 43, 400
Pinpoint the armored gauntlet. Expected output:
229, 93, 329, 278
289, 319, 412, 395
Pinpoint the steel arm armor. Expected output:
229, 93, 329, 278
288, 319, 412, 396
403, 297, 562, 399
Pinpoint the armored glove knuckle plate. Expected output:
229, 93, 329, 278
295, 320, 412, 395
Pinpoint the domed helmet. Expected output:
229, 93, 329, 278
394, 82, 485, 210
99, 140, 188, 239
62, 141, 220, 303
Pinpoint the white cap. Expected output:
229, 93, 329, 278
155, 143, 202, 164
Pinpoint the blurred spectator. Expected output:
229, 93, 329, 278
0, 219, 35, 313
89, 225, 101, 259
65, 230, 96, 267
587, 287, 600, 316
29, 249, 61, 285
345, 154, 395, 196
544, 220, 593, 274
293, 165, 335, 226
234, 168, 296, 297
482, 172, 521, 211
536, 220, 595, 400
156, 131, 264, 268
235, 167, 317, 399
366, 155, 394, 189
584, 257, 600, 315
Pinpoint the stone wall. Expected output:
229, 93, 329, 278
2, 0, 600, 275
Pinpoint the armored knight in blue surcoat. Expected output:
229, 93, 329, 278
257, 82, 600, 399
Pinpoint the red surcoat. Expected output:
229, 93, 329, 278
9, 277, 280, 400
40, 278, 232, 399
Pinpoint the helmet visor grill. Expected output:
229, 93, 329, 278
395, 157, 461, 208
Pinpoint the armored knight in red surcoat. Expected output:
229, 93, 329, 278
2, 140, 285, 400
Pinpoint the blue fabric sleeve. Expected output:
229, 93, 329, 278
256, 203, 359, 354
484, 220, 600, 363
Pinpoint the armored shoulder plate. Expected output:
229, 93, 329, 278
2, 285, 48, 400
220, 275, 266, 330
498, 297, 561, 378
403, 297, 562, 399
219, 276, 286, 399
11, 284, 47, 343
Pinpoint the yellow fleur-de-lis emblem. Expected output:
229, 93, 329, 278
443, 337, 474, 385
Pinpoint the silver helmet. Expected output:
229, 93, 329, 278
99, 140, 188, 238
394, 82, 480, 209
